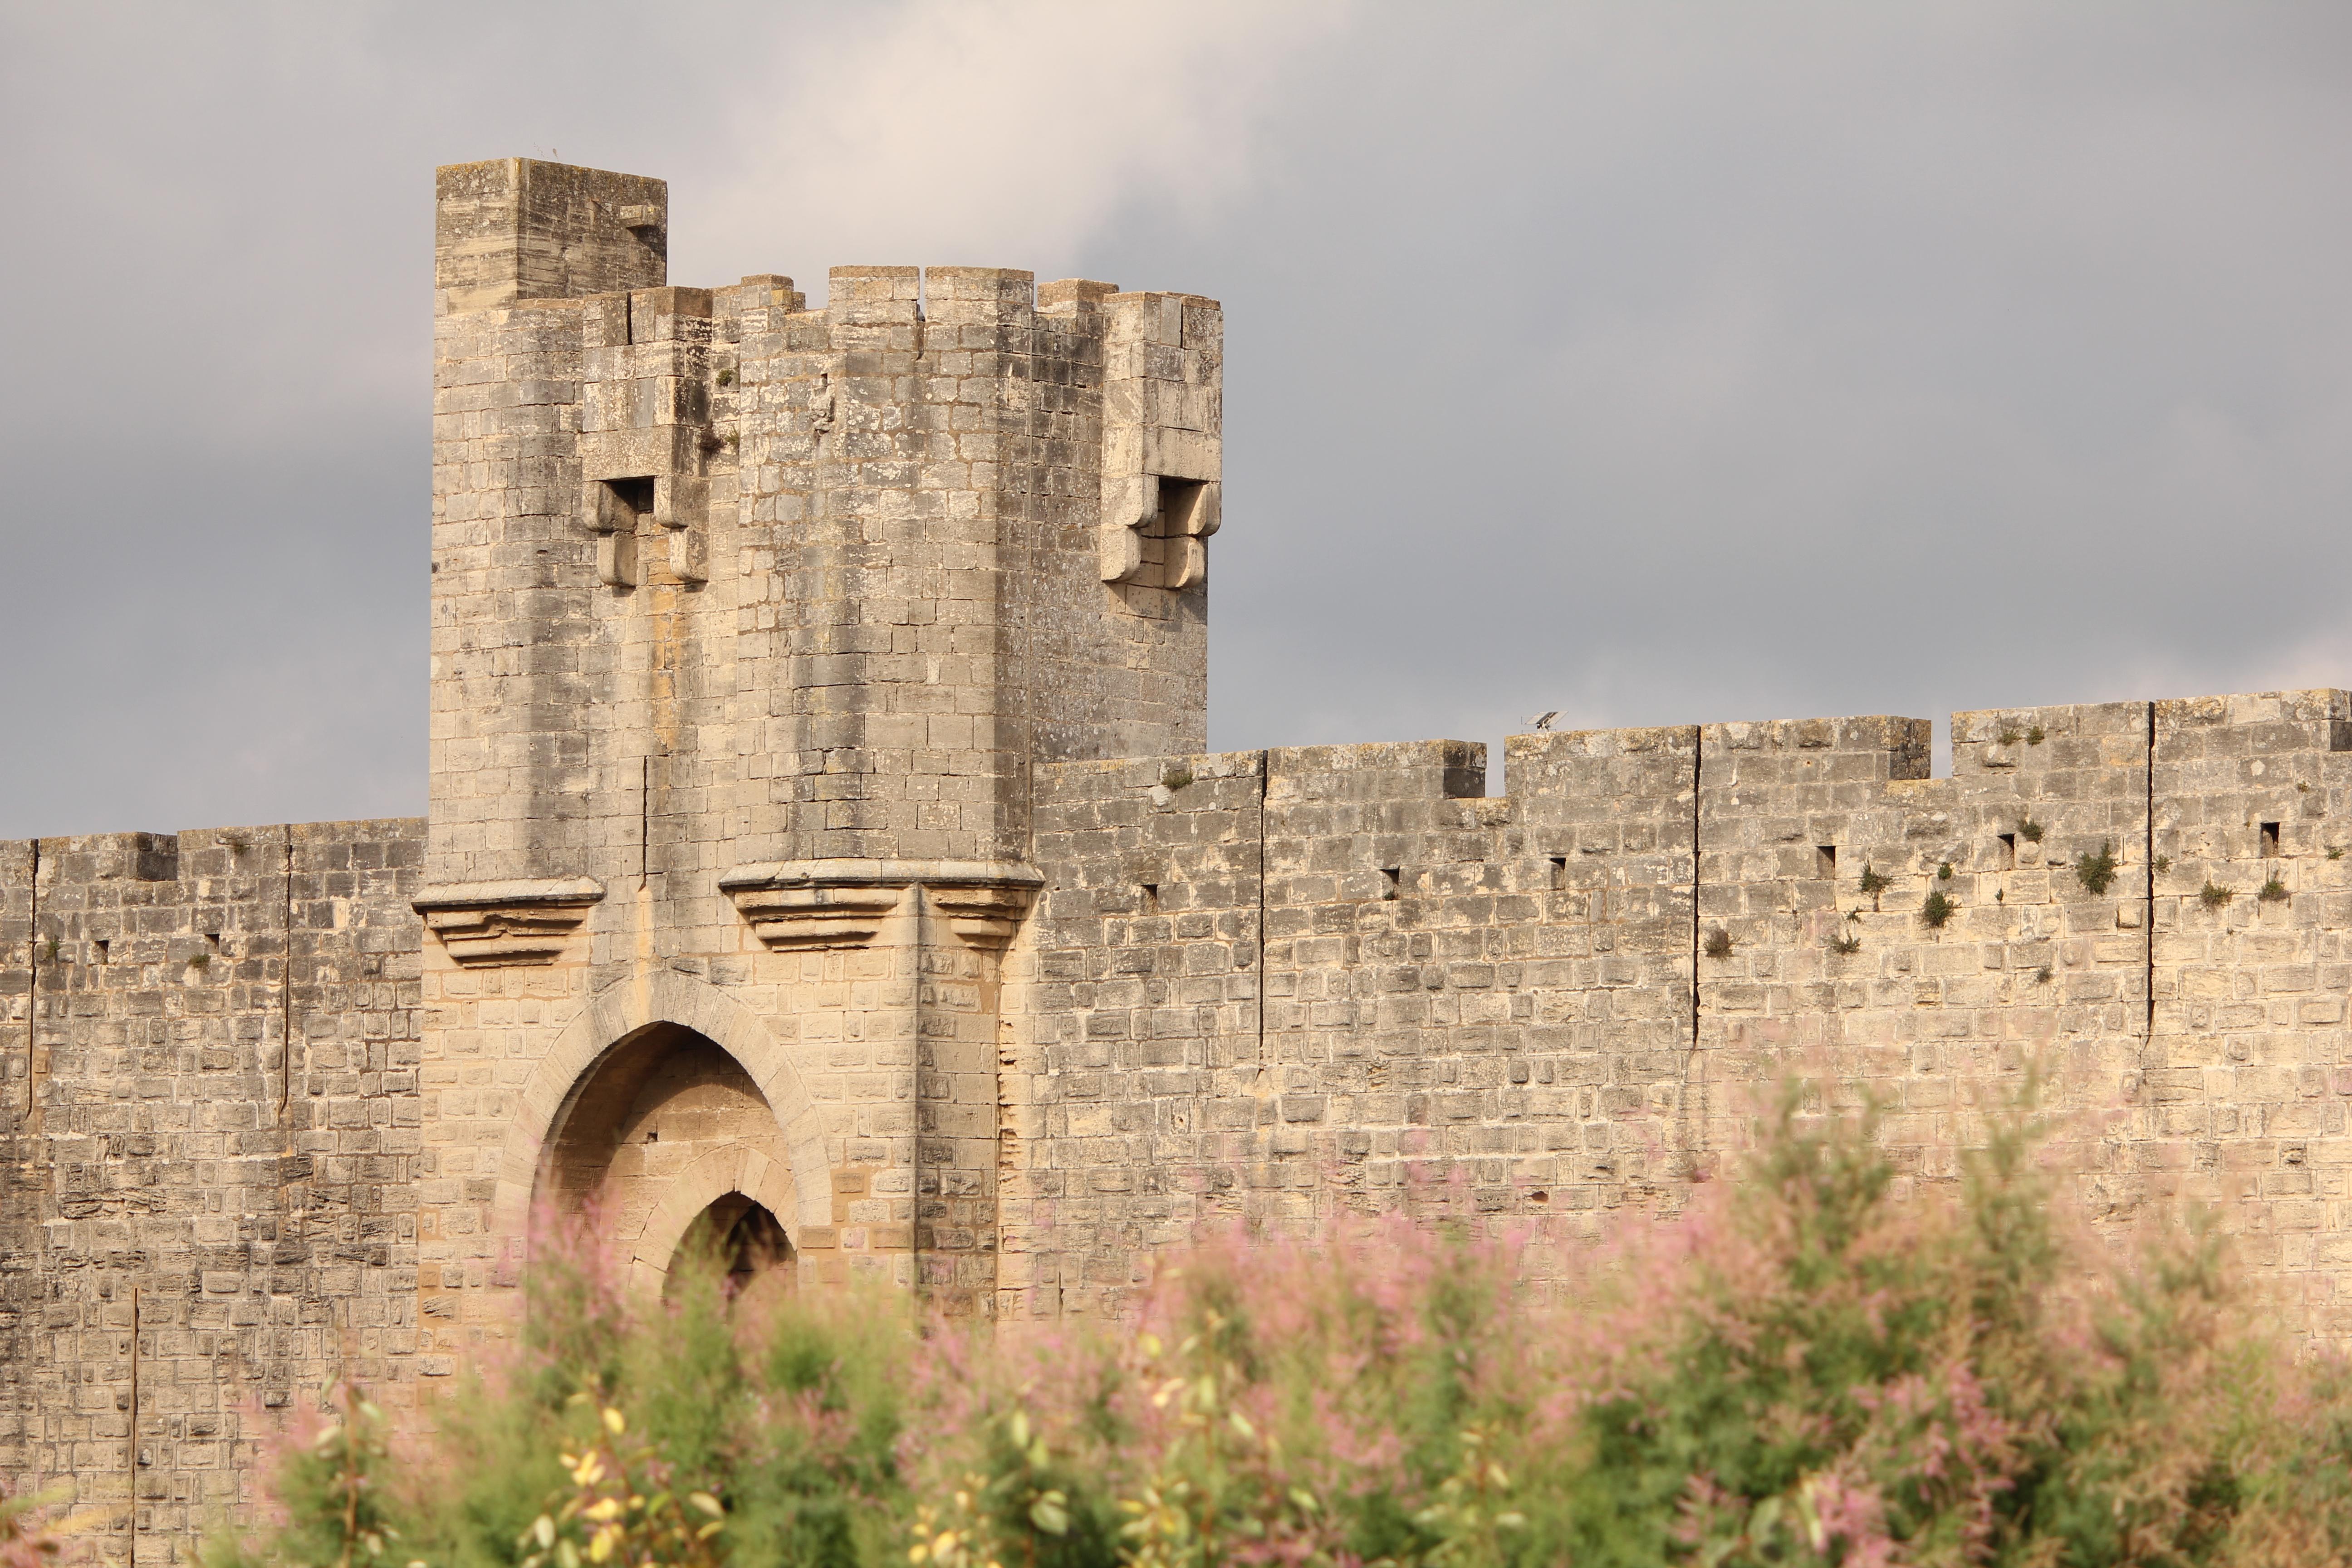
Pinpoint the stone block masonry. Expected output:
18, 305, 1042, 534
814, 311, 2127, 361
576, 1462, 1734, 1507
10, 156, 2352, 1556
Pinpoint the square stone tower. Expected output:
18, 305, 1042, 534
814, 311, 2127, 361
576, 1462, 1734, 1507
415, 158, 1221, 1327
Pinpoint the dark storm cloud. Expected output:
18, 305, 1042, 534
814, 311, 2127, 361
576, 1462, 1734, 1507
5, 1, 2349, 833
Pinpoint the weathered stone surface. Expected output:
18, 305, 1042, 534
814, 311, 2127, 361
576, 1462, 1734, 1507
9, 158, 2352, 1558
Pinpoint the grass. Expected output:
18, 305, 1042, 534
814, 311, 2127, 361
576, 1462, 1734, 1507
1857, 863, 1891, 897
1703, 926, 1735, 959
2200, 881, 2236, 911
2027, 725, 2045, 745
2074, 840, 2119, 895
1921, 890, 1958, 929
1937, 860, 1954, 880
1159, 765, 1195, 791
1830, 931, 1862, 956
2259, 876, 2289, 903
2019, 813, 2045, 844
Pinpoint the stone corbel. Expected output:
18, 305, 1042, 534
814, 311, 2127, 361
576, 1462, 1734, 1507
922, 867, 1044, 949
719, 860, 1043, 951
412, 877, 605, 966
718, 877, 908, 951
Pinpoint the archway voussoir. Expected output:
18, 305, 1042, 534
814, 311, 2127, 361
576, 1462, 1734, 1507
490, 968, 827, 1266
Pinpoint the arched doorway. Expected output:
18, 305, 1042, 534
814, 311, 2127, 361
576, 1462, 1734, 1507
537, 1021, 796, 1289
668, 1194, 797, 1315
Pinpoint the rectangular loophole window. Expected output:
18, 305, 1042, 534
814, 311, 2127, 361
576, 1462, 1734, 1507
1997, 833, 2017, 870
2261, 821, 2282, 857
1381, 867, 1401, 901
95, 938, 109, 964
1549, 855, 1567, 891
1141, 883, 1160, 914
206, 931, 222, 953
1815, 845, 1837, 878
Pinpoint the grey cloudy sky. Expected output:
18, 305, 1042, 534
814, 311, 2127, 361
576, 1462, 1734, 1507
5, 1, 2351, 838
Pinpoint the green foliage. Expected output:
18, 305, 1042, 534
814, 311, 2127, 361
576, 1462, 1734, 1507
1857, 864, 1891, 898
1938, 861, 1954, 881
2201, 881, 2237, 911
189, 951, 212, 974
2019, 814, 2045, 844
2075, 840, 2120, 895
2156, 854, 2173, 874
1999, 728, 2022, 746
1922, 889, 1958, 928
1159, 767, 1195, 792
226, 1098, 2352, 1568
2027, 725, 2046, 745
39, 937, 57, 964
2330, 846, 2345, 862
2035, 963, 2053, 985
1830, 931, 1862, 956
2259, 877, 2288, 904
205, 1384, 408, 1568
1702, 926, 1734, 960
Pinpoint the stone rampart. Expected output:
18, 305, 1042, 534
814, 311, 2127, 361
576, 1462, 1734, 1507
8, 154, 2351, 1559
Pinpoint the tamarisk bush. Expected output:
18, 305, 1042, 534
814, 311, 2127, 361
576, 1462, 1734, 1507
219, 1089, 2352, 1567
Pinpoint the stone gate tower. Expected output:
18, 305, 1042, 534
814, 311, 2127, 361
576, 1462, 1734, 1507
417, 157, 1222, 1327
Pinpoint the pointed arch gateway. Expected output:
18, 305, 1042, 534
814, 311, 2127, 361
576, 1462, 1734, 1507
495, 969, 831, 1296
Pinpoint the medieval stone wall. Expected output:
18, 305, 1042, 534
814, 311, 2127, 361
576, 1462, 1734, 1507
1008, 695, 2352, 1334
10, 155, 2352, 1561
1, 821, 422, 1558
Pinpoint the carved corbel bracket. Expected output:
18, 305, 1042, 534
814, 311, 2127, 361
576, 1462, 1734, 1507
719, 860, 1043, 951
922, 868, 1044, 950
719, 879, 907, 951
412, 877, 605, 967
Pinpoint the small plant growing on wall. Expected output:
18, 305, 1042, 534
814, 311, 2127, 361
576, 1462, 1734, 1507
1703, 926, 1735, 960
2075, 841, 2119, 895
2154, 854, 2172, 874
2331, 846, 2346, 861
1160, 765, 1195, 791
1938, 861, 1954, 880
2199, 881, 2235, 911
2027, 726, 2046, 745
1858, 864, 1891, 898
1998, 728, 2022, 745
41, 936, 59, 963
2035, 964, 2053, 984
2019, 814, 2045, 844
1830, 931, 1862, 956
1922, 890, 1958, 929
2259, 876, 2288, 903
188, 951, 211, 974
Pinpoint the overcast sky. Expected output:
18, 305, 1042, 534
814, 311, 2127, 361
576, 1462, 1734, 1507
5, 1, 2351, 838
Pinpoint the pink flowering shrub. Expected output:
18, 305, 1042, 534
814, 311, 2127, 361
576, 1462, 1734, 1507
217, 1085, 2352, 1567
